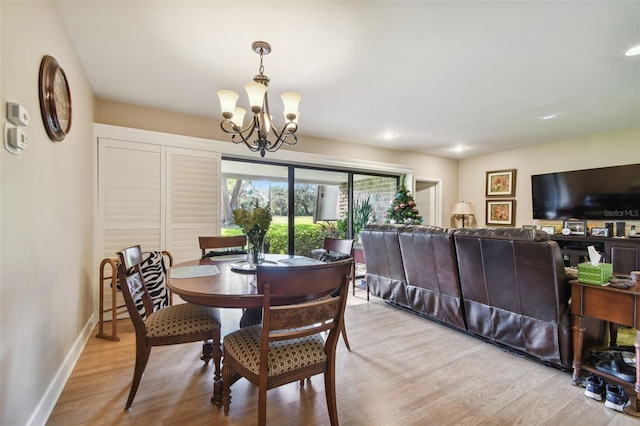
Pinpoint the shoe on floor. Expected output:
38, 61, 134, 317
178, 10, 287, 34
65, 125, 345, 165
605, 384, 631, 412
593, 349, 636, 365
595, 352, 636, 382
584, 374, 605, 401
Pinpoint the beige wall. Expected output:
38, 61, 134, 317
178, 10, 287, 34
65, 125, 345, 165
1, 2, 95, 425
96, 99, 460, 224
458, 127, 640, 229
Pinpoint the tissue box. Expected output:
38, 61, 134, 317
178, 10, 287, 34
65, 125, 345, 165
577, 262, 613, 285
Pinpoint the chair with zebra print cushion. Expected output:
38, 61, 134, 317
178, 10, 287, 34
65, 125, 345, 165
117, 245, 222, 410
137, 250, 173, 317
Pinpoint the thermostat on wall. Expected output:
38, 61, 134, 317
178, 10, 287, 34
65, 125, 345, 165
8, 127, 28, 150
7, 102, 30, 126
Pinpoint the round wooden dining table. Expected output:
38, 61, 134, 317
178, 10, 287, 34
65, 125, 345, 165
167, 253, 323, 310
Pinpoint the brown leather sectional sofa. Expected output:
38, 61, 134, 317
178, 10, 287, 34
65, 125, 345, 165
360, 224, 606, 369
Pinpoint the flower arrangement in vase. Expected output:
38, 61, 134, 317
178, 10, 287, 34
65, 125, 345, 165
232, 201, 272, 265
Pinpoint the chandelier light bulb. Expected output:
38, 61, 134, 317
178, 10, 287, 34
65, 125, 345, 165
230, 107, 246, 127
244, 82, 267, 113
624, 44, 640, 56
264, 114, 274, 134
217, 90, 239, 118
281, 92, 302, 120
284, 111, 300, 132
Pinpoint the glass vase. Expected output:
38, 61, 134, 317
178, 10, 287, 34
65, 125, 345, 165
247, 237, 265, 266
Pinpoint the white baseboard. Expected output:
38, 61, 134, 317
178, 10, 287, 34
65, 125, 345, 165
26, 314, 96, 426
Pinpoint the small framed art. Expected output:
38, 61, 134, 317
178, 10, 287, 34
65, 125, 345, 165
591, 227, 609, 237
486, 200, 516, 226
540, 226, 556, 235
563, 220, 587, 236
486, 169, 517, 197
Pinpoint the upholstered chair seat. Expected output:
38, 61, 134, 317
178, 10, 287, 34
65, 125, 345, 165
224, 325, 327, 376
145, 303, 221, 338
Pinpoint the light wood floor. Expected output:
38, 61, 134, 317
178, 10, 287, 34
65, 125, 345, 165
48, 292, 639, 425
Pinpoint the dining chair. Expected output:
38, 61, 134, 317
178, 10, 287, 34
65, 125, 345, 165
220, 259, 353, 426
321, 237, 355, 350
199, 235, 247, 258
322, 237, 354, 260
116, 245, 223, 410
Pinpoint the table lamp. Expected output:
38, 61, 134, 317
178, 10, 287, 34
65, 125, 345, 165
452, 201, 474, 228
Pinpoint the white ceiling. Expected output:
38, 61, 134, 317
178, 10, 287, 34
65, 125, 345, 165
54, 1, 640, 159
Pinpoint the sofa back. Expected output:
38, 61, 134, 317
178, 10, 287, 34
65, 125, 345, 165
398, 225, 466, 329
360, 224, 407, 304
453, 227, 572, 367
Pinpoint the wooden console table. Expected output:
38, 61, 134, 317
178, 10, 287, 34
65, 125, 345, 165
570, 280, 640, 411
551, 235, 640, 272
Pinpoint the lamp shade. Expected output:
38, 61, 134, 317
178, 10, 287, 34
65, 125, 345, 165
230, 107, 246, 127
244, 82, 268, 110
284, 110, 300, 131
217, 90, 239, 115
281, 92, 301, 119
452, 201, 474, 216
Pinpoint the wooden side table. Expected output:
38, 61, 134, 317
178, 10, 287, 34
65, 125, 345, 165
570, 280, 640, 412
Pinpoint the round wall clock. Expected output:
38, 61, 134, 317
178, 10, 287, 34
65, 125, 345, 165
39, 55, 72, 141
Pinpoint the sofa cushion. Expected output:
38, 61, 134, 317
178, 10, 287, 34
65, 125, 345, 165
454, 227, 550, 242
398, 225, 466, 330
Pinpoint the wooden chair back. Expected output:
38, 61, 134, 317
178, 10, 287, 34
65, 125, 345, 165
257, 259, 353, 347
116, 245, 154, 336
199, 235, 247, 257
324, 237, 354, 257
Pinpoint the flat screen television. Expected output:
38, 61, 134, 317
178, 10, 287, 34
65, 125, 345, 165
531, 164, 640, 220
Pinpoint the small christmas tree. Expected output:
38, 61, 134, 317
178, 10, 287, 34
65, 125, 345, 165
386, 175, 423, 225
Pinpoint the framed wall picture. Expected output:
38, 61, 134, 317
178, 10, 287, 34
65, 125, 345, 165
563, 220, 587, 236
486, 169, 517, 197
486, 200, 516, 226
591, 227, 609, 237
541, 225, 556, 235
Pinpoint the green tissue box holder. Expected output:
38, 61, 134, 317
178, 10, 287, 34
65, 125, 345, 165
577, 262, 613, 285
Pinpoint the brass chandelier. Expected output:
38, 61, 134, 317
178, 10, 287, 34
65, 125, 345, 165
217, 41, 301, 157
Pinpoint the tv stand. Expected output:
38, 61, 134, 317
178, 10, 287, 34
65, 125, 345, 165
550, 235, 640, 273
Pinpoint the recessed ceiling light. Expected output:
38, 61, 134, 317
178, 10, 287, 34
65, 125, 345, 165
541, 114, 558, 120
380, 132, 396, 140
450, 146, 468, 153
624, 44, 640, 56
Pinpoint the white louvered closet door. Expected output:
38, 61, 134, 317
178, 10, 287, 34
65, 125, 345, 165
98, 139, 221, 319
98, 139, 164, 320
165, 147, 220, 264
99, 139, 164, 259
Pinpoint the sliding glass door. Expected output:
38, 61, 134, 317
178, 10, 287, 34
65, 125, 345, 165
221, 159, 398, 256
294, 168, 348, 255
220, 161, 289, 253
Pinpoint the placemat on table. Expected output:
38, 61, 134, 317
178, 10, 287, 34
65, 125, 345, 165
170, 265, 221, 279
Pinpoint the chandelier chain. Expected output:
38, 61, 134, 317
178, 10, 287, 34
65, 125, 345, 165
258, 49, 265, 76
